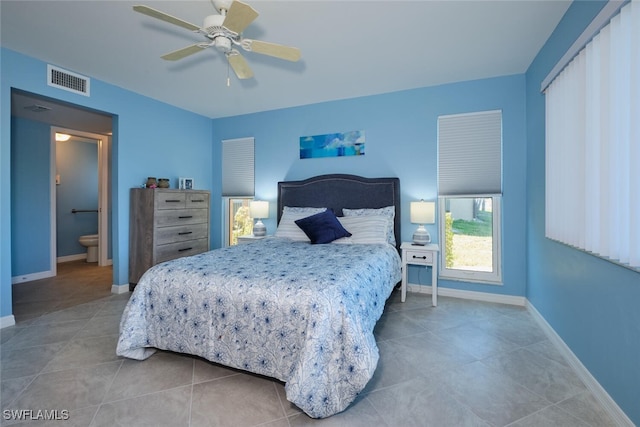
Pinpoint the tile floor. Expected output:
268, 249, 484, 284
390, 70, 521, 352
1, 261, 618, 426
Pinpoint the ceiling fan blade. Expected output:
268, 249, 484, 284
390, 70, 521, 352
222, 1, 258, 34
227, 51, 254, 79
161, 44, 207, 61
243, 39, 301, 62
133, 5, 201, 32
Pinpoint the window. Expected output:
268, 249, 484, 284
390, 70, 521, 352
438, 110, 503, 284
225, 198, 253, 246
544, 1, 639, 270
439, 195, 502, 283
222, 137, 255, 246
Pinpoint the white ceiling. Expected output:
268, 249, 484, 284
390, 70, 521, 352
2, 0, 571, 123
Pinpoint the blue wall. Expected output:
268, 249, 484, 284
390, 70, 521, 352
56, 137, 99, 258
10, 117, 51, 276
3, 7, 636, 420
211, 74, 528, 297
1, 48, 214, 319
526, 1, 640, 424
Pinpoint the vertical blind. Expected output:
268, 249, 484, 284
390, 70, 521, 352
222, 137, 255, 197
438, 110, 503, 195
545, 1, 639, 269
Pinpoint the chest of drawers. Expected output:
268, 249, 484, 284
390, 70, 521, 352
129, 188, 210, 289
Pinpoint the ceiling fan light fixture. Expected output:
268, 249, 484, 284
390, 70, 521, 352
214, 36, 232, 52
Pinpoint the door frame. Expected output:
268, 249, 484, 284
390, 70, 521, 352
51, 127, 110, 267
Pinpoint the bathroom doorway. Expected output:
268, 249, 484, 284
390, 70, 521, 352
10, 89, 114, 288
51, 127, 111, 268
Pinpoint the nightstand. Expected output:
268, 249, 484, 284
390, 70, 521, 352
400, 242, 440, 306
237, 235, 267, 245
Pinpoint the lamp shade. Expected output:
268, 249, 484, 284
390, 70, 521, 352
249, 200, 269, 219
410, 201, 435, 224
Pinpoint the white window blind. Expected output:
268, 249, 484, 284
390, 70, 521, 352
438, 110, 503, 195
222, 137, 254, 197
545, 1, 639, 270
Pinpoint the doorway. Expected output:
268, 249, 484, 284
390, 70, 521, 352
10, 89, 113, 285
52, 127, 111, 268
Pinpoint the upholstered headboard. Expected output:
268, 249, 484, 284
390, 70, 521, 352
277, 174, 401, 251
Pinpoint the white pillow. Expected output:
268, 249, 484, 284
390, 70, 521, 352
343, 206, 396, 246
334, 215, 390, 245
274, 207, 327, 242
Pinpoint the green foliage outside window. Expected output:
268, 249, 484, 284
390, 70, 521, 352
231, 204, 253, 245
445, 212, 454, 268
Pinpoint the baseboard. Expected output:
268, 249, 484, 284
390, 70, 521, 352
407, 283, 526, 306
526, 302, 634, 427
11, 270, 55, 285
57, 253, 87, 263
0, 315, 16, 329
111, 283, 130, 294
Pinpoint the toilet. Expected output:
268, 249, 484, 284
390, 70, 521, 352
78, 234, 99, 263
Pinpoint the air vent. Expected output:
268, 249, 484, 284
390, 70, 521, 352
47, 65, 90, 96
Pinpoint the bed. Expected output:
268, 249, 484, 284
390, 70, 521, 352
116, 174, 402, 418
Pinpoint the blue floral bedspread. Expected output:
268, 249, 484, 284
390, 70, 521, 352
116, 238, 401, 418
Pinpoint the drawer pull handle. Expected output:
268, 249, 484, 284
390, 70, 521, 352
178, 215, 193, 219
165, 199, 181, 203
412, 255, 427, 260
178, 247, 193, 252
178, 231, 193, 235
191, 199, 205, 203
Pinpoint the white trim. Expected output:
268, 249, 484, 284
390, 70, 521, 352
98, 135, 110, 266
56, 255, 112, 265
11, 270, 55, 284
0, 315, 16, 329
438, 195, 503, 284
57, 253, 87, 263
527, 302, 634, 427
50, 128, 58, 278
407, 284, 526, 306
111, 283, 129, 294
541, 0, 628, 92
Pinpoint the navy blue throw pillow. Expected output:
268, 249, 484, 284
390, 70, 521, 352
295, 209, 352, 244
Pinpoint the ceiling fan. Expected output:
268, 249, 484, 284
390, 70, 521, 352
133, 0, 301, 82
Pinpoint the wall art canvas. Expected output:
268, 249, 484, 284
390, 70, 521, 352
300, 130, 365, 159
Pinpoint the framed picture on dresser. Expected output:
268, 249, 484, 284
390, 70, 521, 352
179, 177, 194, 190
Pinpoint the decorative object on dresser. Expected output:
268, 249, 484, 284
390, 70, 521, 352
401, 242, 439, 306
249, 200, 269, 236
128, 188, 210, 291
178, 177, 194, 190
410, 199, 435, 245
